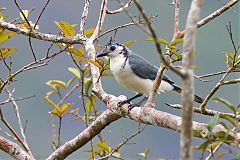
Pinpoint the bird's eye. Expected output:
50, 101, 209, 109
110, 46, 116, 51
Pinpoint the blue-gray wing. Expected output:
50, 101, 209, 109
128, 53, 174, 85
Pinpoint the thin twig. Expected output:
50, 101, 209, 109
10, 8, 36, 24
6, 89, 32, 156
0, 108, 29, 153
133, 0, 185, 79
98, 124, 147, 160
0, 95, 35, 106
165, 103, 240, 120
205, 142, 223, 160
106, 0, 133, 14
34, 0, 51, 29
99, 15, 157, 38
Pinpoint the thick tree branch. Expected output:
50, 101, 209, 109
181, 0, 203, 160
46, 95, 240, 160
0, 136, 34, 160
46, 109, 121, 160
0, 21, 87, 44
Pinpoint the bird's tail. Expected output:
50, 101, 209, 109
172, 84, 203, 104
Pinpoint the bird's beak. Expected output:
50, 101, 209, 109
97, 52, 108, 58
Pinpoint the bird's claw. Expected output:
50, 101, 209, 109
117, 100, 131, 107
127, 104, 139, 112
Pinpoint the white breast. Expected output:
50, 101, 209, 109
110, 57, 174, 96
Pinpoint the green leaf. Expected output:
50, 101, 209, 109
84, 28, 95, 36
213, 97, 236, 114
86, 93, 97, 113
96, 141, 111, 153
68, 67, 81, 79
84, 78, 92, 94
214, 131, 234, 141
219, 121, 229, 130
207, 113, 219, 132
124, 40, 135, 47
194, 140, 210, 151
20, 10, 28, 20
216, 151, 227, 160
170, 38, 183, 46
0, 32, 16, 44
0, 48, 17, 60
220, 115, 236, 127
146, 37, 169, 45
54, 21, 76, 36
46, 80, 67, 90
224, 51, 235, 60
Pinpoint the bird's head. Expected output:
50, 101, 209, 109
97, 39, 128, 58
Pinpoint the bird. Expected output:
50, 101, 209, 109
97, 39, 203, 108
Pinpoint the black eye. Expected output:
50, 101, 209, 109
110, 46, 116, 51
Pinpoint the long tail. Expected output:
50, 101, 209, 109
172, 84, 203, 104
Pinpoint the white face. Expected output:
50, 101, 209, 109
104, 44, 125, 58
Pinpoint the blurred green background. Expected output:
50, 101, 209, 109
0, 0, 239, 159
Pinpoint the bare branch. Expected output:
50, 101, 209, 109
0, 136, 34, 160
46, 95, 240, 160
0, 21, 87, 44
166, 103, 240, 120
197, 0, 239, 29
6, 89, 32, 156
179, 0, 240, 38
89, 0, 108, 42
181, 0, 204, 159
34, 0, 51, 29
106, 0, 133, 14
79, 0, 91, 35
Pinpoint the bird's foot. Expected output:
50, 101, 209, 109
127, 104, 139, 112
117, 99, 132, 107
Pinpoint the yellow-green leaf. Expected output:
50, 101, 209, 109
44, 96, 61, 112
96, 141, 111, 153
62, 108, 79, 117
86, 93, 97, 113
67, 48, 84, 56
50, 108, 61, 117
0, 32, 16, 44
86, 59, 103, 70
60, 103, 73, 114
0, 48, 16, 60
68, 67, 81, 79
84, 78, 92, 94
124, 40, 135, 47
0, 28, 4, 34
54, 21, 76, 36
170, 38, 183, 46
20, 10, 28, 20
46, 80, 67, 90
84, 28, 95, 36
